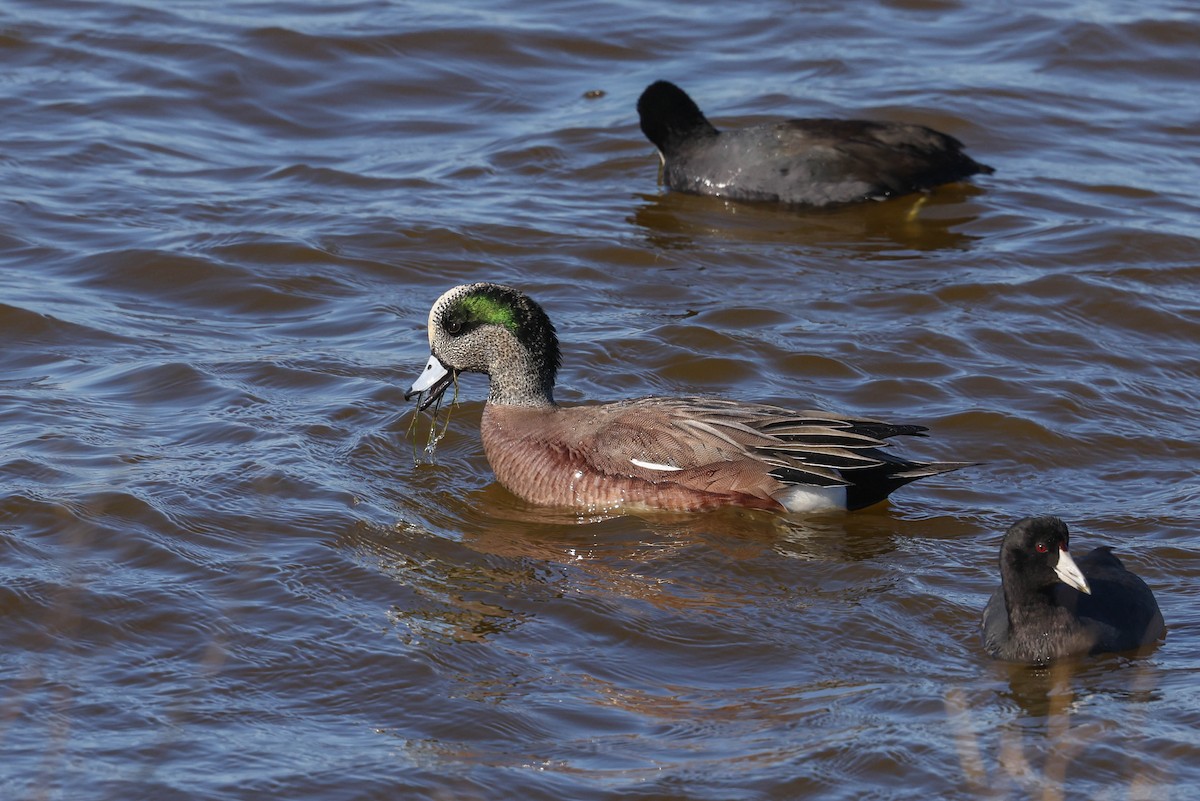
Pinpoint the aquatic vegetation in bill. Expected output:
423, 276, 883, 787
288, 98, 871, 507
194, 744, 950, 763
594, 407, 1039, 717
406, 376, 458, 463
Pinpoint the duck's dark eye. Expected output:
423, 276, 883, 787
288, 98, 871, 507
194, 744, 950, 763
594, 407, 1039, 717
446, 320, 462, 334
1035, 542, 1049, 553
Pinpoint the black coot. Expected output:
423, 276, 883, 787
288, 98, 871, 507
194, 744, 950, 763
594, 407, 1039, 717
636, 80, 992, 208
981, 516, 1165, 665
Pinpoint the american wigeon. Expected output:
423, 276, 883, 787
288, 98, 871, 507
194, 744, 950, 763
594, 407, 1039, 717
981, 516, 1165, 664
637, 80, 993, 207
406, 282, 971, 514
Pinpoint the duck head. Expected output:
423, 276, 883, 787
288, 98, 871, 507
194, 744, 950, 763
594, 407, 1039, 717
406, 282, 561, 409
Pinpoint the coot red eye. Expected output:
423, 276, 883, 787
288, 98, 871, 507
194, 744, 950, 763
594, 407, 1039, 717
1035, 542, 1049, 553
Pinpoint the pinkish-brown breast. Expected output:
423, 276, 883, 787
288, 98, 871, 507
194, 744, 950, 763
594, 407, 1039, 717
480, 403, 784, 513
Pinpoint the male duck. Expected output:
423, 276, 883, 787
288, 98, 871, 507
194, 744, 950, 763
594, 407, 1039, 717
407, 282, 971, 514
981, 516, 1166, 664
637, 80, 993, 208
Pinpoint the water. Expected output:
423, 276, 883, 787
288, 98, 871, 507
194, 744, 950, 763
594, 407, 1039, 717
2, 0, 1199, 798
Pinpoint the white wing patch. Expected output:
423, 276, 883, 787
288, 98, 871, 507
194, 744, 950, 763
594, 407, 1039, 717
630, 457, 684, 472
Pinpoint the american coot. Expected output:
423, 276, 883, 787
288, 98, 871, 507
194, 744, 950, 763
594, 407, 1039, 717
405, 282, 972, 514
636, 80, 993, 208
981, 516, 1166, 664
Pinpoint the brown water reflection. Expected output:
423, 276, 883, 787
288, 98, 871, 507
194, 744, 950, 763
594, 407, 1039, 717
949, 657, 1176, 799
630, 183, 989, 252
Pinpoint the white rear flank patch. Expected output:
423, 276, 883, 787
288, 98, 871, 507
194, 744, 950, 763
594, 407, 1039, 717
630, 457, 683, 472
773, 484, 848, 513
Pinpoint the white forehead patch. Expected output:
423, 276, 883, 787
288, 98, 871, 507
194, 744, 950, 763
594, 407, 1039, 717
427, 285, 466, 348
426, 300, 438, 348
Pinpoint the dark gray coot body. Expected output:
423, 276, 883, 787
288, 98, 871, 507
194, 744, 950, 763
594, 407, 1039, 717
636, 80, 993, 207
981, 516, 1165, 665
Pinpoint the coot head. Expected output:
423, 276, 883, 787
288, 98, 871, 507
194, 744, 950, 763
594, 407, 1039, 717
636, 80, 719, 159
999, 515, 1091, 597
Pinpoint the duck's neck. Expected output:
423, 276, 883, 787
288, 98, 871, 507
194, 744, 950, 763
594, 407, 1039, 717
486, 351, 556, 408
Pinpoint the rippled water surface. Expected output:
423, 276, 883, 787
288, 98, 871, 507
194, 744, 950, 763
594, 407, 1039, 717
3, 0, 1199, 798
